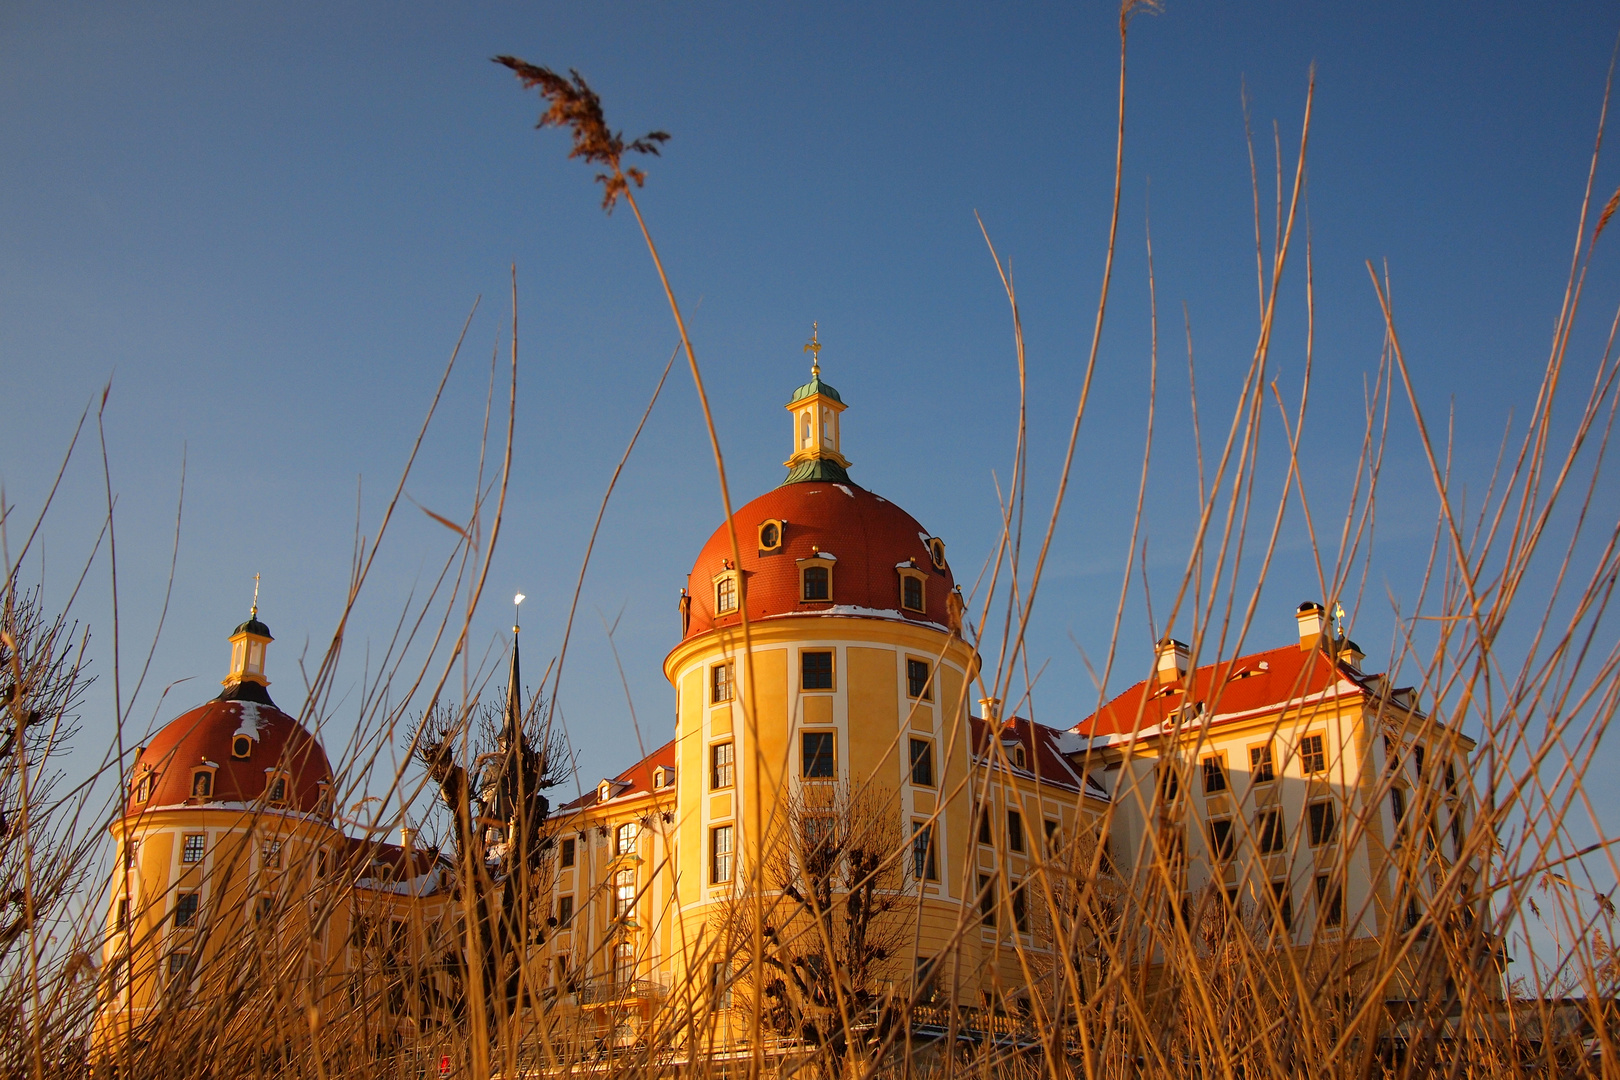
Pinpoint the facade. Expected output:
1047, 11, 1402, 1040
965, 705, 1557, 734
93, 351, 1489, 1062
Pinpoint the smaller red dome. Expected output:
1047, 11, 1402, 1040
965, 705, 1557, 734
127, 693, 333, 817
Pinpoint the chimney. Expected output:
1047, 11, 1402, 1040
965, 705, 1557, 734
1155, 637, 1190, 686
1296, 602, 1327, 650
979, 697, 1002, 724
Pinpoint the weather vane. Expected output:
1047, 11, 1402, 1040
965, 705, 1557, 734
513, 592, 526, 635
803, 322, 822, 378
251, 573, 260, 619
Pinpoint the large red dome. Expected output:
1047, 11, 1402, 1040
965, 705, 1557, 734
683, 481, 957, 639
127, 695, 333, 816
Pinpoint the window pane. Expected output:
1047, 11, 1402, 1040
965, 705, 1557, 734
912, 821, 937, 880
557, 895, 574, 927
617, 823, 636, 856
174, 893, 199, 928
711, 742, 734, 789
907, 659, 930, 699
182, 835, 206, 864
1308, 801, 1338, 846
802, 565, 829, 601
1007, 810, 1024, 853
561, 838, 575, 867
903, 576, 924, 611
1258, 810, 1285, 854
801, 651, 833, 690
977, 875, 996, 925
1250, 744, 1275, 783
1207, 819, 1234, 860
1301, 734, 1326, 774
711, 662, 734, 703
1202, 756, 1227, 793
802, 732, 836, 778
711, 825, 734, 883
908, 739, 934, 787
716, 576, 737, 614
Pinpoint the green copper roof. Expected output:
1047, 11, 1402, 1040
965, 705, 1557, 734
788, 375, 842, 405
783, 458, 851, 485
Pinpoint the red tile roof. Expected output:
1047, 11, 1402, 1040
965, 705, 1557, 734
970, 715, 1106, 798
559, 738, 677, 812
683, 482, 956, 638
1070, 641, 1369, 740
128, 695, 333, 815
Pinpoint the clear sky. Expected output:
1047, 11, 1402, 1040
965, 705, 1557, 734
5, 0, 1619, 903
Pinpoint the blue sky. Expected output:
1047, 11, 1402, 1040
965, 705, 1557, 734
5, 0, 1620, 934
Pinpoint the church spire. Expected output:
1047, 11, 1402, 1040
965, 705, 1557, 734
503, 593, 525, 747
783, 323, 852, 485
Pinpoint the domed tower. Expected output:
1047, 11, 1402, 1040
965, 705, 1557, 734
95, 602, 341, 1054
663, 341, 981, 1001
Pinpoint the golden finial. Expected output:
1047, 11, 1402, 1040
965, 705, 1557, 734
803, 322, 822, 378
250, 573, 260, 619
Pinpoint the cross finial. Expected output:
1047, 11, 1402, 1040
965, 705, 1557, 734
251, 573, 260, 619
803, 322, 822, 378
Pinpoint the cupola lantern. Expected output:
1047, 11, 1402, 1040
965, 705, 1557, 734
783, 322, 853, 484
224, 576, 273, 688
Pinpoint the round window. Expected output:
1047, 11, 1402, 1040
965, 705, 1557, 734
760, 522, 780, 549
232, 735, 253, 760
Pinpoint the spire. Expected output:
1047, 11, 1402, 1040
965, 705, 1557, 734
504, 593, 525, 746
784, 324, 852, 485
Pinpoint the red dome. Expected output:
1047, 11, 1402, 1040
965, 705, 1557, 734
684, 481, 957, 638
127, 694, 333, 816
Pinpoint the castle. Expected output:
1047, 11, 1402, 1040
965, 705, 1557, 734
93, 349, 1485, 1063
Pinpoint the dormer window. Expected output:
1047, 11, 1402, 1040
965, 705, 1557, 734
653, 765, 676, 789
798, 552, 836, 603
599, 780, 614, 803
758, 519, 785, 554
190, 768, 214, 800
714, 572, 739, 615
897, 564, 927, 613
135, 773, 154, 803
231, 736, 253, 760
266, 773, 288, 806
927, 537, 948, 570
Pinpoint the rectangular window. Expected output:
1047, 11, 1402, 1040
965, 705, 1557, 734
906, 658, 932, 699
802, 731, 836, 779
801, 650, 834, 690
1158, 764, 1180, 802
1007, 810, 1025, 853
911, 821, 937, 881
977, 874, 996, 925
711, 662, 735, 703
1250, 744, 1275, 784
1043, 818, 1060, 855
1390, 787, 1408, 842
560, 837, 576, 867
977, 808, 991, 845
1300, 733, 1326, 774
802, 565, 830, 601
181, 834, 206, 864
115, 899, 129, 929
1444, 760, 1458, 793
709, 961, 733, 1009
802, 814, 835, 854
556, 895, 574, 928
1011, 880, 1029, 933
1451, 809, 1466, 857
613, 940, 635, 986
1201, 755, 1227, 793
902, 575, 924, 612
711, 825, 734, 884
261, 840, 283, 870
174, 892, 199, 929
1307, 800, 1339, 847
1257, 809, 1286, 854
1207, 818, 1234, 861
316, 848, 329, 878
167, 952, 189, 979
1315, 874, 1343, 927
908, 738, 935, 787
711, 742, 735, 789
616, 823, 637, 857
254, 896, 273, 924
1270, 880, 1293, 931
268, 775, 288, 804
715, 575, 737, 614
1413, 744, 1426, 780
613, 868, 636, 919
